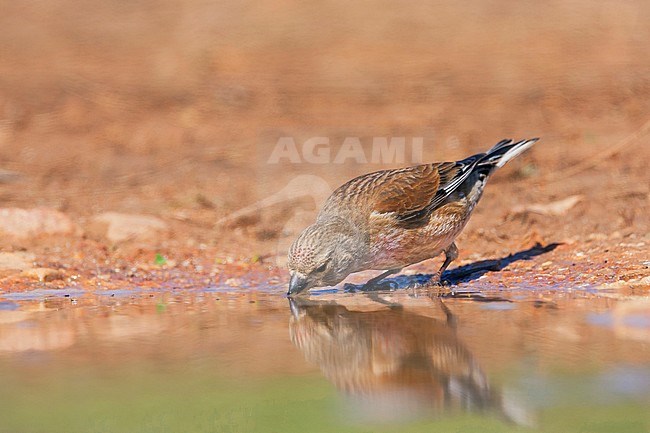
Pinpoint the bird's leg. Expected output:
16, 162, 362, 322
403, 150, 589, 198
362, 268, 401, 290
435, 297, 457, 329
430, 242, 458, 286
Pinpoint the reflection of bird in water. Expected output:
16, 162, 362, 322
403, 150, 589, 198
289, 297, 532, 425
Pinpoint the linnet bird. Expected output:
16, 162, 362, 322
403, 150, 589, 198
287, 138, 538, 295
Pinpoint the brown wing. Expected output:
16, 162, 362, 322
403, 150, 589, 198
372, 154, 485, 228
319, 155, 482, 227
373, 163, 458, 216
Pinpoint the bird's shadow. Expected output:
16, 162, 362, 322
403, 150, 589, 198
341, 242, 560, 295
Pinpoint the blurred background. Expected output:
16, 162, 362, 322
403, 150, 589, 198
1, 4, 649, 431
0, 0, 649, 256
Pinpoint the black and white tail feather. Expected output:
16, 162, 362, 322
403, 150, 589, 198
397, 138, 538, 226
481, 138, 539, 170
431, 138, 537, 210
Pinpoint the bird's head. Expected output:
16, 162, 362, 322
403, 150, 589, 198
287, 219, 364, 296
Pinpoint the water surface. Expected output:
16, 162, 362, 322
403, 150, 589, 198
0, 287, 649, 432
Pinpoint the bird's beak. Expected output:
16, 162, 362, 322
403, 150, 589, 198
288, 272, 309, 296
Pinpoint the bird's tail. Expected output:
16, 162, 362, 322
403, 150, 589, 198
479, 138, 539, 171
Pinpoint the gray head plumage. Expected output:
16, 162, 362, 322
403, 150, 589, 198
287, 218, 366, 295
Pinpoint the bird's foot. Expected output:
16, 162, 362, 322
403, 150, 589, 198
406, 281, 433, 290
406, 273, 434, 287
407, 273, 451, 293
363, 279, 398, 292
344, 280, 397, 293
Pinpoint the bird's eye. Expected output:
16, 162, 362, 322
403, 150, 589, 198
314, 262, 328, 273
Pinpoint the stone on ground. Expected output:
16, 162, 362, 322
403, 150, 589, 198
0, 208, 74, 238
88, 212, 169, 243
0, 252, 35, 270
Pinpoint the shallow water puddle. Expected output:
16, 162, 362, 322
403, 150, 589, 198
0, 288, 648, 433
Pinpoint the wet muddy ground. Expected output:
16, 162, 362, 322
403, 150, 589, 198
1, 0, 650, 431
